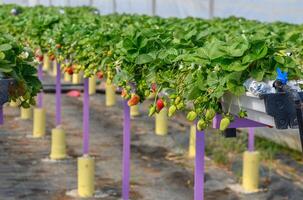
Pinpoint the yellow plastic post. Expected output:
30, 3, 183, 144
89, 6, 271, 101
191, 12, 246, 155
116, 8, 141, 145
105, 82, 116, 106
188, 125, 196, 158
89, 76, 96, 95
43, 54, 50, 71
72, 73, 81, 84
78, 156, 95, 197
20, 107, 32, 120
33, 108, 46, 138
64, 73, 72, 82
10, 101, 19, 107
48, 61, 54, 74
155, 107, 168, 136
242, 151, 260, 192
130, 104, 140, 117
52, 60, 57, 77
50, 128, 67, 160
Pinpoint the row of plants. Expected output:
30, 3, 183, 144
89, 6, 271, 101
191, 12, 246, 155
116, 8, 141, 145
0, 4, 302, 130
0, 33, 41, 107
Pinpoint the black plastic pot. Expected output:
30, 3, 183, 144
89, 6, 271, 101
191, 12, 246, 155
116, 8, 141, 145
0, 78, 15, 105
223, 128, 237, 138
261, 91, 303, 151
261, 92, 303, 129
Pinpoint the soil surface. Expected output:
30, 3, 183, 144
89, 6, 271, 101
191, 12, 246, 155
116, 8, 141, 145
0, 75, 303, 200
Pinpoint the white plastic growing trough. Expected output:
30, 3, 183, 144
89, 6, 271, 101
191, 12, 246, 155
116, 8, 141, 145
221, 92, 303, 151
222, 92, 276, 127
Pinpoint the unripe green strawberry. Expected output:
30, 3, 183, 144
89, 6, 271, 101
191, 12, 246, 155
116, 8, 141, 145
176, 102, 185, 110
205, 108, 216, 120
196, 108, 203, 114
219, 117, 230, 131
168, 105, 177, 117
194, 96, 203, 104
197, 119, 207, 131
107, 50, 113, 57
22, 91, 30, 100
186, 111, 197, 121
169, 94, 177, 99
175, 96, 181, 104
144, 90, 150, 97
238, 109, 247, 118
148, 105, 156, 117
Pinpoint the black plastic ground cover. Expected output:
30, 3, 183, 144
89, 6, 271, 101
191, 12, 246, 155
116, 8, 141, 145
41, 83, 122, 94
42, 83, 84, 93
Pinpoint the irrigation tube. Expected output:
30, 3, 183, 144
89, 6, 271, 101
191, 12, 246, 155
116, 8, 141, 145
122, 100, 131, 200
56, 63, 62, 126
83, 78, 90, 154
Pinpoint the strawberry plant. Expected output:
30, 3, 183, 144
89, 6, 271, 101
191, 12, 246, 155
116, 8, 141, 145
0, 34, 42, 107
0, 5, 302, 128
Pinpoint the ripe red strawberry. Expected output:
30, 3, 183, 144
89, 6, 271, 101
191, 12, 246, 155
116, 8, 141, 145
151, 83, 157, 93
36, 55, 43, 62
96, 71, 104, 79
55, 44, 62, 49
127, 94, 140, 106
121, 89, 128, 99
65, 66, 74, 75
49, 54, 55, 61
156, 98, 164, 112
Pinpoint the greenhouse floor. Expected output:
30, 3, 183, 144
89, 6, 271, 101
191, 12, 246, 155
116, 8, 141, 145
1, 89, 303, 199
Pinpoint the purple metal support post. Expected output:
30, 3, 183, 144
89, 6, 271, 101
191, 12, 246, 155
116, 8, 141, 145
0, 106, 3, 125
248, 127, 255, 152
55, 63, 61, 126
194, 128, 205, 200
212, 115, 218, 129
37, 64, 43, 108
122, 100, 131, 200
82, 78, 90, 155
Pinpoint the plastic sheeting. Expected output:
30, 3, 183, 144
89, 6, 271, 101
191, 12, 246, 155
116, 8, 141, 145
215, 0, 303, 24
2, 0, 303, 24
